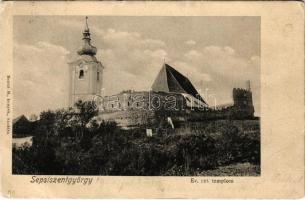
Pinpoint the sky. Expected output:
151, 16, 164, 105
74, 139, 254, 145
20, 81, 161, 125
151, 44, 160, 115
13, 16, 260, 118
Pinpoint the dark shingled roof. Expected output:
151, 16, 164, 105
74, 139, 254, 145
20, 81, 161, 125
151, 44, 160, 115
151, 63, 207, 104
13, 115, 28, 125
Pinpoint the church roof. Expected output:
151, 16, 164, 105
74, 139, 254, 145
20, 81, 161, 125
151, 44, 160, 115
151, 63, 207, 105
13, 115, 28, 125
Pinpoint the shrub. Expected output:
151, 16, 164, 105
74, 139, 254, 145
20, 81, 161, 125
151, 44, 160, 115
12, 105, 260, 175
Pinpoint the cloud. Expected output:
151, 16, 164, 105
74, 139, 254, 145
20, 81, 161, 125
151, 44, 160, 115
101, 28, 165, 50
184, 50, 203, 59
13, 41, 70, 117
173, 46, 260, 112
173, 61, 212, 82
203, 46, 235, 56
36, 41, 70, 55
182, 46, 259, 82
185, 40, 196, 46
97, 47, 168, 95
94, 28, 169, 95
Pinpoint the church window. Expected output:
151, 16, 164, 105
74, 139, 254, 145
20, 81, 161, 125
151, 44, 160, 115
79, 70, 84, 79
97, 71, 100, 81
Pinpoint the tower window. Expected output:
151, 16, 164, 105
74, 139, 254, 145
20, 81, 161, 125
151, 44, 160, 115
79, 70, 84, 79
97, 71, 99, 81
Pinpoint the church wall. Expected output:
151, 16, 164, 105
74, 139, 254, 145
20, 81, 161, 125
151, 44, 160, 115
101, 91, 187, 113
97, 89, 256, 129
98, 91, 188, 128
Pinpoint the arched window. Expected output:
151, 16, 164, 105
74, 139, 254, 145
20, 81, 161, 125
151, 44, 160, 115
79, 70, 84, 79
97, 71, 100, 81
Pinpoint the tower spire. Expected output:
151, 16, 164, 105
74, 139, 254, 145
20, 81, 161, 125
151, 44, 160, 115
77, 16, 97, 56
85, 16, 89, 31
247, 80, 251, 91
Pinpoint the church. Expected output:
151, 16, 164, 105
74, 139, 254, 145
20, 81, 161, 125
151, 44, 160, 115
69, 18, 255, 130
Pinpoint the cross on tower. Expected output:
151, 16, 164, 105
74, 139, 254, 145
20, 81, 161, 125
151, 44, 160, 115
85, 16, 89, 31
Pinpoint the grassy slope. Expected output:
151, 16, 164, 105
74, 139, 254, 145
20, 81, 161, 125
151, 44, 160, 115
198, 162, 260, 176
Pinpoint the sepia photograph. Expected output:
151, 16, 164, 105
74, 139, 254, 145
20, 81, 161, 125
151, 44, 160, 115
1, 1, 304, 198
12, 15, 261, 176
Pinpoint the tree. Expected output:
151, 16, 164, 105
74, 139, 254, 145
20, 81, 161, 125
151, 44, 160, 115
38, 110, 56, 137
75, 100, 99, 128
29, 114, 38, 121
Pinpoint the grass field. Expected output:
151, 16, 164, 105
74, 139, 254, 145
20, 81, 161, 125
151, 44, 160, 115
198, 162, 260, 176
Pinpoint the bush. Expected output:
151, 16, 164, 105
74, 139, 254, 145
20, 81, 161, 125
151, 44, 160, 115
12, 104, 260, 175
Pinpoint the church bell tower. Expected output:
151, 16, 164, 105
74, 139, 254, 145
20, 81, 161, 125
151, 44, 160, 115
69, 17, 104, 106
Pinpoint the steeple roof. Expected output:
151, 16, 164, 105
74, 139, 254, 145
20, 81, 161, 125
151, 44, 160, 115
77, 16, 97, 56
151, 63, 207, 104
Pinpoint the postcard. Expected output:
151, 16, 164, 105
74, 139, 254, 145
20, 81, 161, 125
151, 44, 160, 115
0, 1, 304, 198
